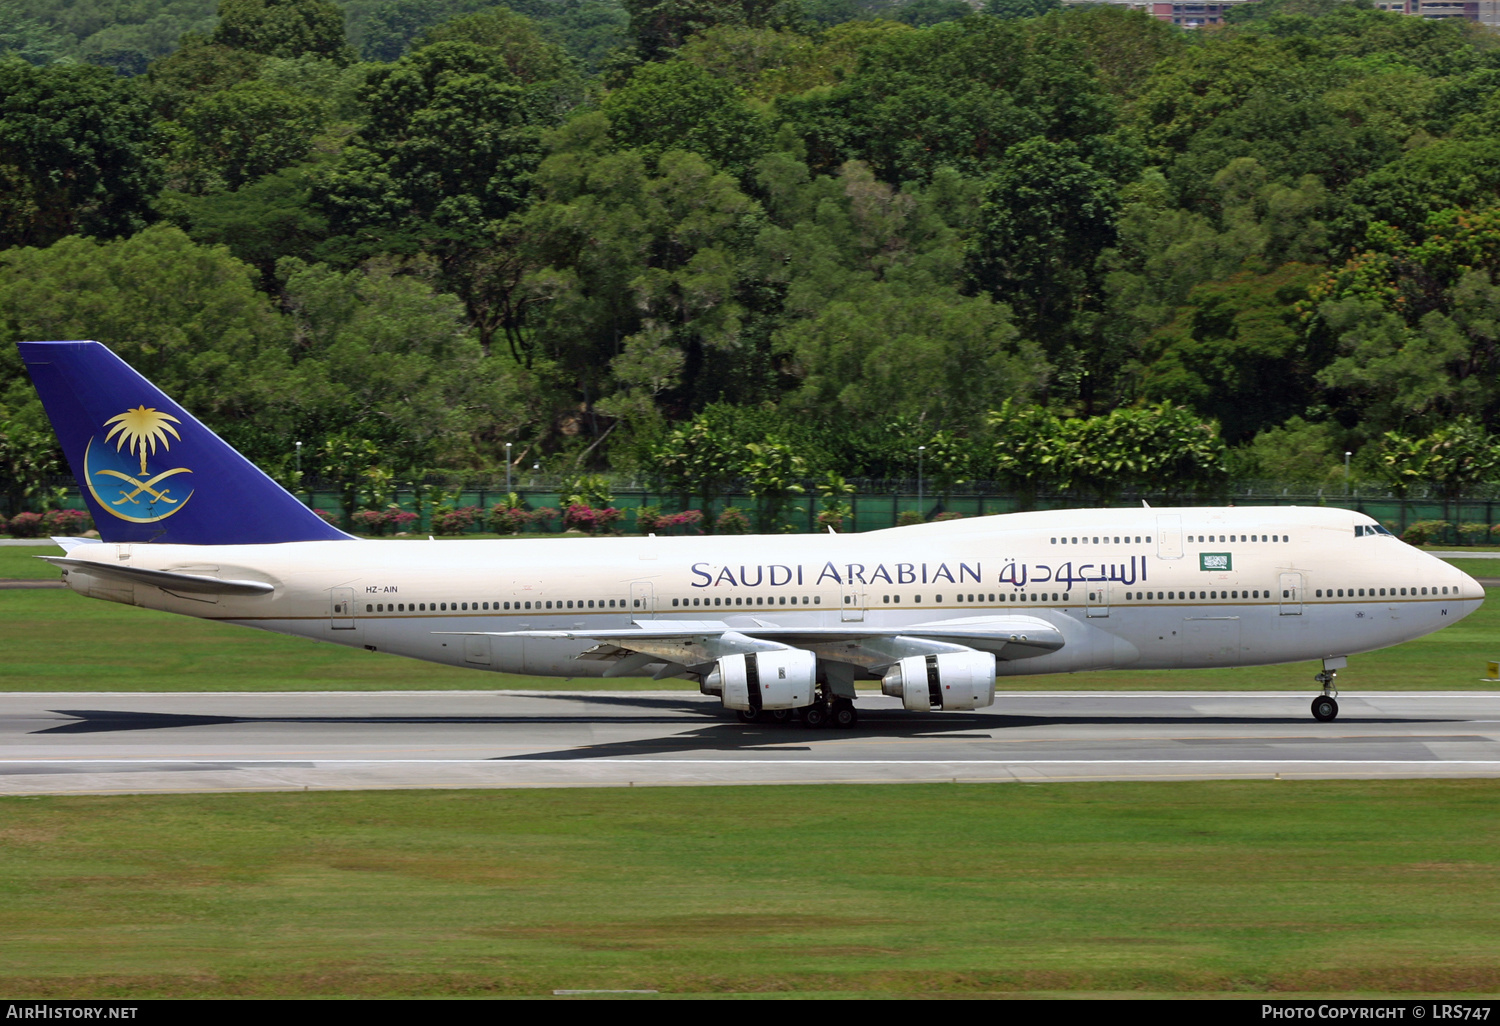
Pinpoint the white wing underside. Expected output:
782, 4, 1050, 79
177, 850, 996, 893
439, 616, 1065, 678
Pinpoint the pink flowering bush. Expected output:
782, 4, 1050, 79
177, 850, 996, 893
434, 506, 482, 536
7, 512, 44, 537
530, 506, 560, 532
715, 507, 750, 535
42, 509, 94, 534
563, 504, 623, 535
934, 511, 965, 522
312, 509, 340, 526
652, 509, 703, 535
352, 508, 419, 536
489, 504, 533, 534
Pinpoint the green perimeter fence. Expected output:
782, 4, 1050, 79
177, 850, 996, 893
16, 484, 1500, 540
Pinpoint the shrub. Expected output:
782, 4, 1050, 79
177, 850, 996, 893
1402, 520, 1451, 546
934, 511, 965, 522
817, 509, 845, 532
351, 507, 419, 536
530, 506, 560, 532
488, 493, 531, 533
42, 509, 93, 534
654, 509, 703, 535
563, 504, 624, 535
351, 509, 387, 535
896, 510, 925, 527
7, 512, 44, 538
312, 509, 339, 526
635, 505, 662, 534
1459, 522, 1490, 545
715, 507, 750, 535
434, 506, 481, 536
489, 504, 533, 533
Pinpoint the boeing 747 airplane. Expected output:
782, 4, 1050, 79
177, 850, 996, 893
18, 341, 1485, 725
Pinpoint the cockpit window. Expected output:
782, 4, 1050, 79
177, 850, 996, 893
1356, 524, 1393, 537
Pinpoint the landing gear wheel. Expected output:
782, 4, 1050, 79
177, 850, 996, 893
1311, 695, 1339, 722
768, 709, 792, 724
736, 709, 762, 724
802, 703, 830, 729
831, 699, 858, 729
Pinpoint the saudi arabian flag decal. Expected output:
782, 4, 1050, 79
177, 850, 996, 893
1200, 552, 1232, 571
83, 405, 195, 524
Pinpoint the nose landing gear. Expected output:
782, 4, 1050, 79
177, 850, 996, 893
1311, 659, 1344, 722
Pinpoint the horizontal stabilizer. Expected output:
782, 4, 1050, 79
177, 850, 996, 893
41, 556, 274, 596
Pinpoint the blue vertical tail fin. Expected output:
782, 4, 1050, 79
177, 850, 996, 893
19, 340, 352, 545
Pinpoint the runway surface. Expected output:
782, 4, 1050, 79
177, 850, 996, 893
3, 689, 1500, 794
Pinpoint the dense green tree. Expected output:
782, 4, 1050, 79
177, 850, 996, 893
1133, 263, 1322, 443
776, 17, 1119, 185
167, 80, 327, 192
599, 60, 769, 178
212, 0, 355, 63
416, 5, 578, 81
621, 0, 803, 61
278, 257, 541, 467
966, 138, 1122, 350
892, 0, 971, 28
161, 164, 330, 289
0, 226, 288, 440
983, 0, 1061, 18
0, 59, 160, 251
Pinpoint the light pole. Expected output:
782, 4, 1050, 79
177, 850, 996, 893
1344, 451, 1352, 496
917, 445, 926, 520
505, 442, 512, 494
294, 440, 302, 501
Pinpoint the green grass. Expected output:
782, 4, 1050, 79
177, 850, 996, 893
0, 543, 64, 579
3, 549, 1495, 692
2, 781, 1499, 997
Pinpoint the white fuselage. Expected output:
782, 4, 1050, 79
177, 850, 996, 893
54, 506, 1482, 680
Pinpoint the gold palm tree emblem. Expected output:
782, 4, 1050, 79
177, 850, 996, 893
104, 406, 182, 475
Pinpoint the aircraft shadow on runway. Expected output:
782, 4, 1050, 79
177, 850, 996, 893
31, 696, 1466, 764
33, 697, 721, 734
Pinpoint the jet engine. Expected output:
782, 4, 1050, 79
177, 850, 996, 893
881, 651, 997, 711
708, 650, 817, 712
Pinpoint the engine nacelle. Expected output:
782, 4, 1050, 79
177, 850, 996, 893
708, 649, 817, 711
881, 651, 996, 711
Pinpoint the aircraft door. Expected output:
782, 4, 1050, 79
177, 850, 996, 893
1279, 572, 1304, 615
1156, 515, 1183, 558
630, 581, 655, 615
841, 582, 864, 622
1086, 582, 1109, 618
330, 587, 355, 629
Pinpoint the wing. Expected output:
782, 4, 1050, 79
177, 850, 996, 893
439, 616, 1064, 678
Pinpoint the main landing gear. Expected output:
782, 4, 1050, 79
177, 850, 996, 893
734, 698, 858, 729
801, 698, 858, 729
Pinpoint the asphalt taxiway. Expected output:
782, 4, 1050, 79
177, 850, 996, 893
2, 689, 1500, 794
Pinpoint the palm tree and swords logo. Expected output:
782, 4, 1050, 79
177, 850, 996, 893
82, 405, 195, 523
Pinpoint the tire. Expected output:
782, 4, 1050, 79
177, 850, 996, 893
831, 703, 857, 729
802, 704, 829, 728
736, 709, 761, 724
1311, 696, 1339, 722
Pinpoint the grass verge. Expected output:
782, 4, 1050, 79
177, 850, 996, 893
2, 781, 1499, 997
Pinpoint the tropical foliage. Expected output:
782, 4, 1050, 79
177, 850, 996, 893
6, 0, 1500, 508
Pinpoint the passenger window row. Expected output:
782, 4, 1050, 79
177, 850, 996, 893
1052, 536, 1148, 544
1315, 587, 1451, 597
